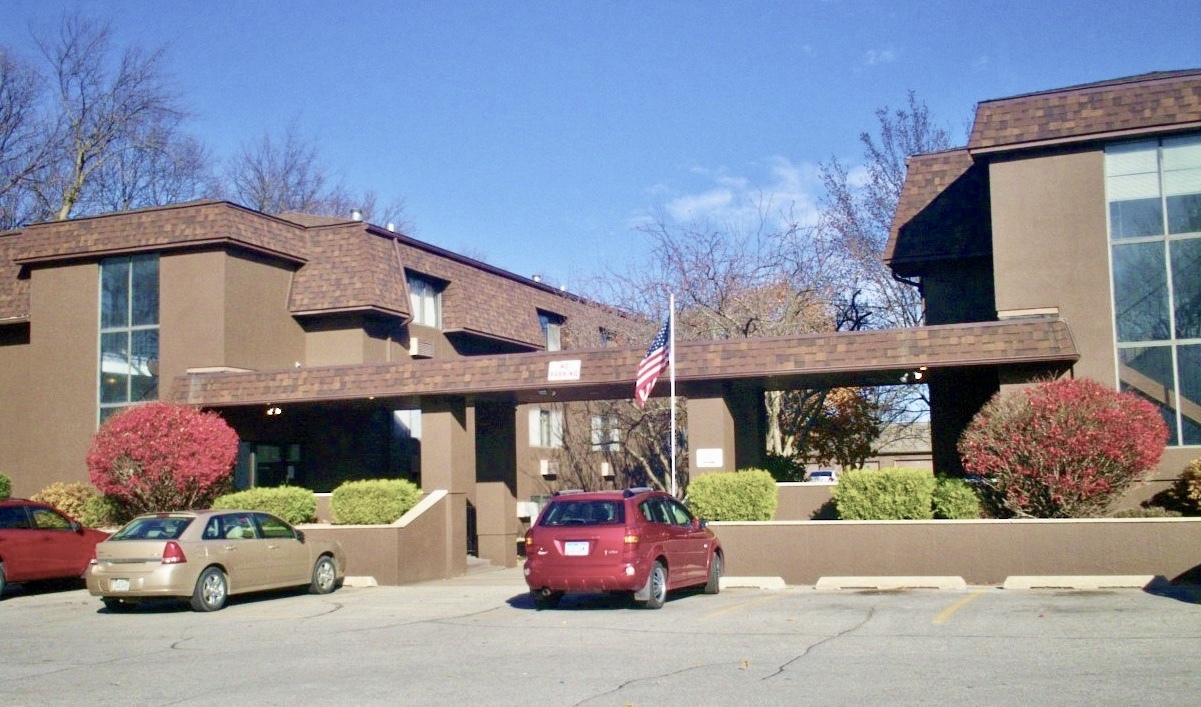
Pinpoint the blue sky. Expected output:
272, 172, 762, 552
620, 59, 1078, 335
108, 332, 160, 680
3, 1, 1200, 289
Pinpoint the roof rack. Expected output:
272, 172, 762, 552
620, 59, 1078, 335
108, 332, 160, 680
622, 487, 654, 498
551, 489, 585, 496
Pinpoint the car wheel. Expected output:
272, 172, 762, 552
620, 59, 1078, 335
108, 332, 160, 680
190, 566, 228, 612
309, 555, 337, 594
531, 589, 563, 609
704, 553, 722, 595
637, 561, 667, 610
102, 597, 138, 613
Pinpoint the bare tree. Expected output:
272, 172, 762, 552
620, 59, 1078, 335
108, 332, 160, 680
0, 48, 51, 228
27, 14, 192, 221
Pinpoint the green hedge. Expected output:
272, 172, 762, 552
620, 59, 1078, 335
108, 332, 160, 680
0, 473, 11, 500
330, 479, 422, 525
832, 468, 936, 520
686, 469, 778, 521
932, 477, 983, 519
212, 486, 318, 525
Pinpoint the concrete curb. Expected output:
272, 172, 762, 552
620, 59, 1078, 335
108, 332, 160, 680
1001, 575, 1164, 590
343, 576, 379, 588
720, 576, 787, 590
816, 576, 968, 590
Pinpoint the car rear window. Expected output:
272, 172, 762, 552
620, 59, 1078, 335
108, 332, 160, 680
539, 500, 624, 526
110, 516, 194, 540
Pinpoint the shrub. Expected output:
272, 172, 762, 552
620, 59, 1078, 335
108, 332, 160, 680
1151, 458, 1201, 516
832, 468, 935, 520
958, 377, 1169, 518
685, 469, 777, 521
0, 473, 10, 499
762, 452, 805, 482
82, 495, 129, 528
932, 477, 982, 519
212, 486, 317, 525
31, 481, 99, 521
86, 402, 240, 515
1111, 506, 1181, 518
330, 479, 421, 525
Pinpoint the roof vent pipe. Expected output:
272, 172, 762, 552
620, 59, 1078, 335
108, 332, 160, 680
350, 208, 363, 221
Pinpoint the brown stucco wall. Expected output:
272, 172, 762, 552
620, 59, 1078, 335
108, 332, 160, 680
4, 264, 100, 495
223, 252, 305, 369
713, 518, 1201, 586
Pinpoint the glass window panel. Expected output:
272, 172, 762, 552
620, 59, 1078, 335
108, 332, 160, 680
130, 255, 159, 326
1109, 197, 1164, 239
1112, 241, 1169, 341
1178, 345, 1201, 445
100, 331, 129, 404
130, 329, 158, 402
1167, 193, 1201, 235
100, 260, 129, 328
1171, 238, 1201, 339
1119, 345, 1179, 445
1105, 140, 1160, 177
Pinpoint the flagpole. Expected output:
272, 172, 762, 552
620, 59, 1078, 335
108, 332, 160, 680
669, 293, 677, 497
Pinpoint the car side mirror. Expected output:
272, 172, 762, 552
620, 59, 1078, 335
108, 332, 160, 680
296, 530, 306, 543
71, 521, 83, 533
697, 519, 708, 529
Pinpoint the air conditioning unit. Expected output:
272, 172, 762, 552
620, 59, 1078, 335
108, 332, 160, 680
600, 461, 614, 479
409, 337, 435, 358
539, 459, 559, 478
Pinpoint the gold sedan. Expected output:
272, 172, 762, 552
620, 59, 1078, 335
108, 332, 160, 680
87, 509, 344, 612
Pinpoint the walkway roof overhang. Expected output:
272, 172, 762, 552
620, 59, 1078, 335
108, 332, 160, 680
169, 317, 1078, 409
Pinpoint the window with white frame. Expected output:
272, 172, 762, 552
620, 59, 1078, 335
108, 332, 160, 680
590, 414, 621, 451
528, 406, 564, 448
407, 273, 442, 328
99, 254, 159, 424
539, 312, 562, 351
1106, 133, 1201, 445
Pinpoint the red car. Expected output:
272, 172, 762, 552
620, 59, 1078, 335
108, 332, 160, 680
0, 499, 110, 596
523, 488, 723, 609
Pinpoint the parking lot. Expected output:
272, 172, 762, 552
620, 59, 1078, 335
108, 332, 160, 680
3, 567, 1200, 706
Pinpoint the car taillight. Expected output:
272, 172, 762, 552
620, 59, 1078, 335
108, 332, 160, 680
162, 541, 187, 564
623, 533, 639, 545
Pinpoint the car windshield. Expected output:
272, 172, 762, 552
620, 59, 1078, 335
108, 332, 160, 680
110, 516, 194, 540
539, 500, 624, 526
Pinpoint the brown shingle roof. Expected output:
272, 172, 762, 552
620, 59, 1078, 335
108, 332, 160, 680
0, 232, 28, 323
170, 317, 1078, 407
885, 148, 991, 273
969, 69, 1201, 153
289, 224, 409, 317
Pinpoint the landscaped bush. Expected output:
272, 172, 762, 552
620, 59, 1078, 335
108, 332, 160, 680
212, 486, 317, 525
1110, 506, 1181, 518
932, 477, 982, 519
762, 452, 805, 482
958, 377, 1169, 518
0, 473, 10, 499
330, 478, 422, 525
31, 481, 99, 522
86, 402, 240, 515
1150, 458, 1201, 516
831, 468, 936, 520
685, 469, 777, 521
81, 494, 129, 528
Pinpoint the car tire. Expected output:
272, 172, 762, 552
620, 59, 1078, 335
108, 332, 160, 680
190, 566, 228, 612
309, 555, 337, 594
0, 562, 6, 598
531, 589, 563, 609
102, 597, 138, 613
704, 553, 722, 595
637, 561, 667, 610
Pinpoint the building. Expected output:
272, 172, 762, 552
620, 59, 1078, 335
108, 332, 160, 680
887, 69, 1201, 502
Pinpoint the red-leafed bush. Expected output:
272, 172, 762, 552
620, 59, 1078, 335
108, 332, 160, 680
87, 402, 239, 515
958, 378, 1169, 518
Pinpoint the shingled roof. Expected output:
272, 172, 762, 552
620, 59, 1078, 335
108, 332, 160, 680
969, 69, 1201, 153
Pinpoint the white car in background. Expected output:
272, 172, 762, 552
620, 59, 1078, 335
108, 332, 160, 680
803, 469, 839, 484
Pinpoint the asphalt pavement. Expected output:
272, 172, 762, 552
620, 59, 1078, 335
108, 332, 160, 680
3, 566, 1200, 706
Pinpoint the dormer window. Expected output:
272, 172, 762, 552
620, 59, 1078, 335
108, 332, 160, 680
539, 312, 563, 351
407, 273, 442, 329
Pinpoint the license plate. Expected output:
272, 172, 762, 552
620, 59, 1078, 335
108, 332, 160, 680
564, 541, 589, 556
110, 578, 130, 592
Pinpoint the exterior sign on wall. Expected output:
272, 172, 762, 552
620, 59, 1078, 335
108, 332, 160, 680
696, 448, 724, 468
547, 360, 581, 381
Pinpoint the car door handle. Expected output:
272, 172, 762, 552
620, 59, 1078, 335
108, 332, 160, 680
223, 545, 238, 551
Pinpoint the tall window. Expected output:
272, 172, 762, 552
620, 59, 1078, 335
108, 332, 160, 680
590, 414, 621, 451
529, 406, 563, 448
407, 273, 442, 328
539, 312, 562, 351
99, 254, 159, 423
1107, 134, 1201, 445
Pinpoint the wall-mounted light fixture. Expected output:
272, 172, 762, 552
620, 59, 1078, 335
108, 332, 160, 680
266, 405, 282, 416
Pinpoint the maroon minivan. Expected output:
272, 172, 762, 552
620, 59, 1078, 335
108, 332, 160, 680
523, 488, 723, 609
0, 499, 109, 596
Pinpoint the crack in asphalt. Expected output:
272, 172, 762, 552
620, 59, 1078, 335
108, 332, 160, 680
760, 606, 876, 681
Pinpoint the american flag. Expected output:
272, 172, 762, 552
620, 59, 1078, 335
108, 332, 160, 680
634, 318, 671, 407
